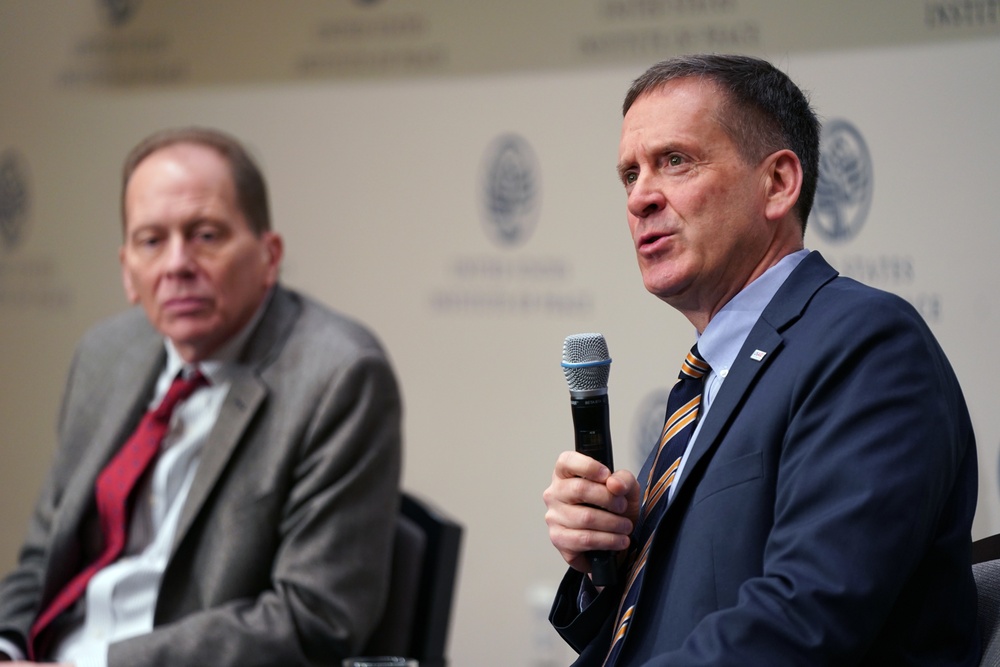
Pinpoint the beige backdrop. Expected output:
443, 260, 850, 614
1, 2, 998, 665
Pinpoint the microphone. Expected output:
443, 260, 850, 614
561, 333, 618, 587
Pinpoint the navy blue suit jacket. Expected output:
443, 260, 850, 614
551, 252, 980, 666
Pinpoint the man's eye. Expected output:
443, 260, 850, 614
194, 227, 222, 242
136, 236, 161, 248
668, 154, 684, 167
624, 172, 638, 185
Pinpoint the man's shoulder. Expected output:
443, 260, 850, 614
264, 287, 391, 364
76, 306, 157, 355
60, 307, 161, 398
815, 274, 923, 325
782, 273, 943, 369
781, 252, 924, 328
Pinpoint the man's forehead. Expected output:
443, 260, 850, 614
123, 147, 243, 231
625, 78, 725, 120
132, 142, 228, 178
620, 81, 726, 148
127, 144, 234, 200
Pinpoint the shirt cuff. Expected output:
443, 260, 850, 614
577, 574, 599, 612
0, 636, 25, 661
67, 644, 108, 667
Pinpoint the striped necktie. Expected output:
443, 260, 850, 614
28, 370, 207, 660
603, 345, 710, 666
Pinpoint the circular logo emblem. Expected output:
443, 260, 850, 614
809, 119, 874, 244
99, 0, 142, 27
479, 133, 541, 248
0, 149, 31, 251
631, 387, 670, 470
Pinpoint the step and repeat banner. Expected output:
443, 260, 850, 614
1, 2, 998, 665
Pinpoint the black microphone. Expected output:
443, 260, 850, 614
562, 333, 618, 587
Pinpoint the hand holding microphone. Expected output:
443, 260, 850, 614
560, 333, 619, 587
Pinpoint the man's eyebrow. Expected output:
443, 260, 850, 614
615, 161, 633, 182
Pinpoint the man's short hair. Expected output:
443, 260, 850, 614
121, 127, 271, 236
623, 54, 820, 229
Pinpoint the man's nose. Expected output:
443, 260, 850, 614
627, 176, 666, 218
163, 237, 196, 274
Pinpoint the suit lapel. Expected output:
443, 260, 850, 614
671, 327, 783, 500
46, 325, 164, 595
169, 286, 301, 554
171, 367, 267, 550
668, 251, 839, 505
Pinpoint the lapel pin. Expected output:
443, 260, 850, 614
750, 349, 767, 362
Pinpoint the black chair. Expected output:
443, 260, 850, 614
363, 492, 463, 667
973, 534, 1000, 667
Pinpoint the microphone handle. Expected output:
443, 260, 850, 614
570, 392, 619, 587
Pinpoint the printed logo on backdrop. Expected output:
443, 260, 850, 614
0, 149, 31, 251
426, 132, 593, 317
632, 388, 671, 471
809, 119, 874, 244
0, 150, 73, 310
98, 0, 142, 27
814, 120, 942, 325
580, 1, 760, 60
479, 133, 541, 249
298, 5, 445, 78
57, 1, 184, 87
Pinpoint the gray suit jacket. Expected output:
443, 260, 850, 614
0, 285, 403, 666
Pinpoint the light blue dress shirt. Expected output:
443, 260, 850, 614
667, 249, 808, 504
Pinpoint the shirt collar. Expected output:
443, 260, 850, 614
697, 249, 808, 379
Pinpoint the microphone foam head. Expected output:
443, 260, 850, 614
562, 333, 611, 392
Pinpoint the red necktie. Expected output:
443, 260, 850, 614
28, 370, 207, 659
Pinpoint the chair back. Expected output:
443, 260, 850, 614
363, 492, 463, 667
975, 559, 1000, 667
973, 534, 1000, 667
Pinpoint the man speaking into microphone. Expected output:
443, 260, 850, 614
542, 54, 979, 666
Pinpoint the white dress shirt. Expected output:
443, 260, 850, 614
50, 349, 232, 667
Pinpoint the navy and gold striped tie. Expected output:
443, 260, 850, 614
603, 344, 710, 666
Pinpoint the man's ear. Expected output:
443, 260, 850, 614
262, 232, 284, 286
120, 246, 139, 304
763, 149, 803, 222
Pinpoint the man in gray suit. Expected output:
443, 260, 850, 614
0, 127, 403, 666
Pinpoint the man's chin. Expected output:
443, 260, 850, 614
643, 279, 680, 301
158, 322, 218, 358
